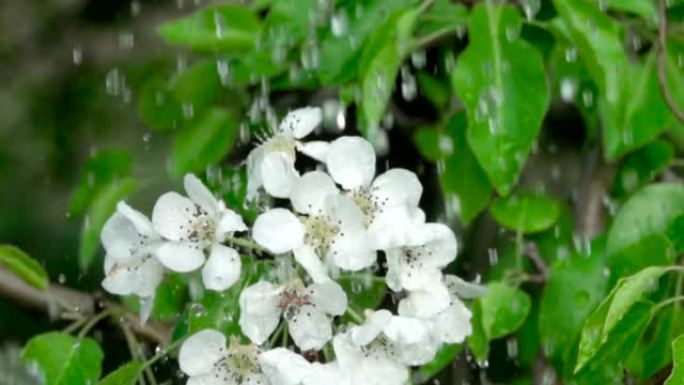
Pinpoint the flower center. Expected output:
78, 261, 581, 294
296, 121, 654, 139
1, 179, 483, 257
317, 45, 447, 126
348, 188, 387, 228
263, 134, 296, 158
303, 215, 340, 256
279, 288, 312, 320
213, 344, 261, 384
184, 205, 217, 245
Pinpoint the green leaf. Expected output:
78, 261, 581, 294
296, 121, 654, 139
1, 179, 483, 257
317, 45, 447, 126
627, 306, 679, 381
22, 333, 104, 385
359, 7, 420, 139
338, 272, 387, 321
480, 282, 531, 340
79, 178, 136, 271
666, 215, 684, 254
606, 0, 658, 24
417, 343, 463, 383
157, 5, 260, 53
539, 238, 608, 375
416, 71, 451, 111
575, 266, 667, 372
69, 149, 133, 216
607, 233, 673, 282
172, 108, 239, 177
137, 78, 181, 132
606, 183, 684, 259
171, 61, 222, 109
490, 192, 561, 233
439, 113, 493, 224
416, 0, 468, 36
451, 2, 549, 195
98, 361, 142, 385
467, 301, 490, 361
665, 333, 684, 385
611, 140, 674, 198
0, 245, 48, 290
602, 53, 678, 160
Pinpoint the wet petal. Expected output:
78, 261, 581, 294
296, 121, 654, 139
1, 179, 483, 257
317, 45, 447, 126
308, 281, 347, 316
296, 140, 329, 162
216, 209, 248, 238
261, 152, 298, 199
290, 171, 338, 215
156, 241, 205, 272
184, 174, 218, 215
293, 245, 330, 283
179, 329, 226, 376
371, 168, 422, 208
101, 212, 138, 261
202, 245, 241, 291
259, 348, 312, 385
246, 146, 265, 200
433, 299, 473, 343
239, 281, 282, 344
325, 136, 375, 190
398, 280, 451, 318
151, 192, 196, 241
288, 305, 332, 351
253, 209, 304, 254
350, 309, 391, 346
116, 201, 156, 237
279, 107, 322, 139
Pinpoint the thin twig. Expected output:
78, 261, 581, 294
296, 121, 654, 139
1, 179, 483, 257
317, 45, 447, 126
526, 243, 549, 281
0, 266, 171, 344
657, 0, 684, 124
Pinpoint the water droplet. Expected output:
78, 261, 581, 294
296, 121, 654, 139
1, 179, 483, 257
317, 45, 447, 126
216, 59, 232, 86
400, 65, 417, 101
488, 248, 499, 265
560, 77, 578, 102
72, 46, 82, 65
581, 90, 594, 107
331, 11, 348, 37
411, 50, 427, 69
214, 11, 228, 39
565, 47, 578, 62
505, 25, 518, 42
58, 274, 66, 284
105, 69, 121, 96
118, 31, 135, 50
520, 0, 540, 20
130, 1, 141, 16
506, 338, 518, 358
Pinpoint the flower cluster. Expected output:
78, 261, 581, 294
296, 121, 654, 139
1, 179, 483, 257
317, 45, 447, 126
100, 107, 483, 385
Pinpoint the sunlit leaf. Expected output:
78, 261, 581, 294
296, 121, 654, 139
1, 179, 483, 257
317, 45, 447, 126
22, 333, 103, 385
0, 245, 48, 290
451, 3, 549, 195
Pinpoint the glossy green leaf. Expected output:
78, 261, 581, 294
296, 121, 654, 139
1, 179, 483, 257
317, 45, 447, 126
539, 238, 608, 374
451, 2, 549, 195
440, 113, 493, 224
611, 140, 674, 197
98, 361, 142, 385
606, 183, 684, 258
79, 178, 136, 271
22, 333, 104, 385
137, 78, 181, 132
467, 301, 490, 361
172, 108, 239, 177
490, 192, 561, 233
575, 266, 667, 371
418, 343, 463, 383
627, 306, 680, 381
416, 71, 451, 111
607, 233, 673, 282
69, 149, 133, 216
157, 5, 260, 53
480, 282, 531, 340
665, 334, 684, 385
171, 61, 222, 109
606, 0, 658, 24
0, 245, 48, 290
359, 8, 420, 139
416, 0, 468, 36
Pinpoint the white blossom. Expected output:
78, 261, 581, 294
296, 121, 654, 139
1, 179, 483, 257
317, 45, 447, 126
238, 279, 347, 351
385, 223, 457, 292
152, 174, 247, 291
101, 201, 164, 298
252, 171, 375, 281
179, 329, 269, 385
316, 136, 426, 249
247, 107, 323, 199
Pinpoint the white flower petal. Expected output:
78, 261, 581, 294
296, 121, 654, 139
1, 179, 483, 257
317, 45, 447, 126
303, 362, 346, 385
398, 280, 451, 318
350, 309, 391, 346
184, 174, 218, 215
279, 107, 322, 139
384, 316, 437, 366
259, 348, 312, 385
329, 228, 375, 271
202, 245, 241, 291
253, 209, 304, 254
433, 299, 473, 343
407, 223, 457, 267
239, 281, 282, 344
296, 140, 329, 162
216, 209, 248, 238
308, 281, 347, 316
101, 213, 138, 260
156, 241, 205, 272
179, 329, 226, 377
288, 305, 331, 351
325, 136, 376, 190
368, 205, 424, 250
371, 168, 422, 208
445, 274, 488, 299
151, 192, 195, 241
291, 171, 338, 215
246, 146, 265, 200
187, 373, 225, 385
293, 245, 330, 283
101, 259, 137, 296
116, 201, 156, 237
135, 257, 165, 297
261, 152, 298, 199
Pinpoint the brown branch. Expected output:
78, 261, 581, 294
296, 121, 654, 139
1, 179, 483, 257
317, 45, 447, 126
657, 0, 684, 124
574, 146, 616, 238
0, 267, 171, 345
526, 242, 550, 280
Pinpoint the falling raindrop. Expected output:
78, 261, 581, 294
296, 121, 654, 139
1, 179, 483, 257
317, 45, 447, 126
506, 338, 518, 359
72, 46, 82, 65
130, 0, 141, 16
560, 77, 578, 102
105, 69, 121, 96
330, 11, 348, 37
216, 59, 232, 86
214, 11, 228, 39
581, 90, 594, 107
505, 25, 518, 42
411, 50, 427, 69
118, 31, 135, 50
400, 65, 417, 101
565, 47, 578, 62
488, 248, 499, 265
58, 274, 66, 284
520, 0, 540, 20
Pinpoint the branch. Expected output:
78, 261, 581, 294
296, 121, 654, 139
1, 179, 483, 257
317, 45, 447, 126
0, 267, 172, 345
657, 0, 684, 124
574, 146, 615, 238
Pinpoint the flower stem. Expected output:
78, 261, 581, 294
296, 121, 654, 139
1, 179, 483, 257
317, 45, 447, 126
141, 337, 185, 371
346, 306, 364, 323
654, 295, 684, 313
227, 237, 270, 255
77, 309, 115, 339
